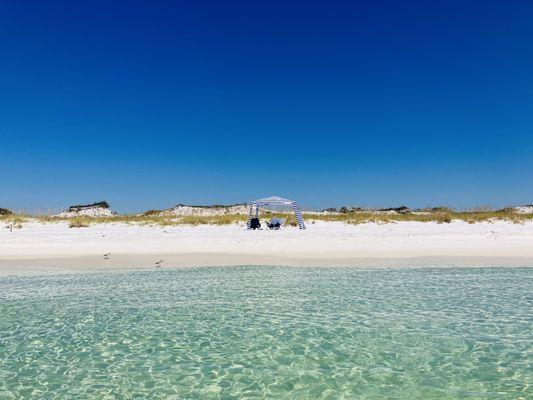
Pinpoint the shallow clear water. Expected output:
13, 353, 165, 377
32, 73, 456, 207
0, 267, 532, 399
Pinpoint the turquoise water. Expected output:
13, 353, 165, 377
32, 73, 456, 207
0, 267, 532, 399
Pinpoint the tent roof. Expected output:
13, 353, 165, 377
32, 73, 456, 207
251, 196, 296, 206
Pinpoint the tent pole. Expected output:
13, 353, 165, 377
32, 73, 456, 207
292, 203, 306, 230
247, 203, 254, 229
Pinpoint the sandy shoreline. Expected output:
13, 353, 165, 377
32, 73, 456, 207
1, 220, 533, 275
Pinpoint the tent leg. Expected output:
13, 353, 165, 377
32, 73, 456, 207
247, 204, 254, 229
293, 204, 306, 230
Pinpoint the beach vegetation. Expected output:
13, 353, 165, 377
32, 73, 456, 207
69, 218, 90, 228
3, 207, 533, 228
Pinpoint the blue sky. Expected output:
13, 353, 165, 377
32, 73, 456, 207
1, 0, 532, 213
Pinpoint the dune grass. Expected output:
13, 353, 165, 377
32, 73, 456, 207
69, 218, 90, 228
305, 210, 532, 225
0, 215, 28, 229
1, 209, 532, 227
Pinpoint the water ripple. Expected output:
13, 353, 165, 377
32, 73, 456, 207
0, 266, 532, 399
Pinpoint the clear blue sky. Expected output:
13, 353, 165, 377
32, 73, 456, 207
1, 0, 532, 213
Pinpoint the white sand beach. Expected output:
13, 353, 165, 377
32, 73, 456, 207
1, 220, 533, 274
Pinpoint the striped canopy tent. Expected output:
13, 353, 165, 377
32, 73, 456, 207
248, 196, 306, 230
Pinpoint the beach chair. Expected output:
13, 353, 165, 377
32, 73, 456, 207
249, 218, 261, 230
267, 218, 282, 230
